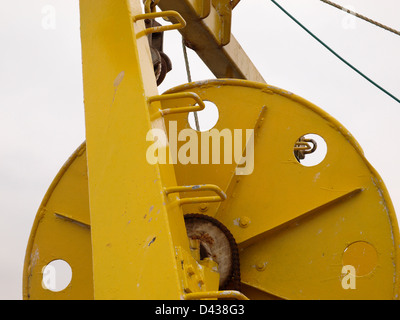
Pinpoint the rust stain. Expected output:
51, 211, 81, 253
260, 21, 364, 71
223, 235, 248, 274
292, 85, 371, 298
190, 232, 214, 246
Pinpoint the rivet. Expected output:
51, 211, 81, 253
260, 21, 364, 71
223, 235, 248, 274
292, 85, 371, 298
186, 264, 195, 276
239, 216, 250, 228
256, 262, 266, 272
199, 203, 208, 212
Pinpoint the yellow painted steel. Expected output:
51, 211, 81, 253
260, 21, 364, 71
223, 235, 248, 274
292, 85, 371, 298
79, 0, 188, 299
24, 79, 400, 299
23, 0, 399, 300
23, 0, 220, 300
133, 10, 186, 37
23, 143, 93, 300
185, 290, 249, 300
162, 79, 400, 299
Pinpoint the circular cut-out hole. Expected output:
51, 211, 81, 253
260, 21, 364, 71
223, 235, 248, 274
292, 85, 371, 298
294, 133, 327, 167
42, 259, 72, 292
188, 100, 219, 132
342, 241, 378, 277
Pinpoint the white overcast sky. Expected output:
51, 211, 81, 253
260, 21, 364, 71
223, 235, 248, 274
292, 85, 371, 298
0, 0, 399, 299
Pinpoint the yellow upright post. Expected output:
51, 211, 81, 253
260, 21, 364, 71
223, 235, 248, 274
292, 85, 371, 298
79, 0, 188, 299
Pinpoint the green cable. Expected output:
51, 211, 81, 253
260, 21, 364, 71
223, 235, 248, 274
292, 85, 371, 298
270, 0, 400, 104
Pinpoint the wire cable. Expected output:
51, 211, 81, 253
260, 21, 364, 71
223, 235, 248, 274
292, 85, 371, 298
320, 0, 400, 37
182, 37, 201, 131
270, 0, 400, 104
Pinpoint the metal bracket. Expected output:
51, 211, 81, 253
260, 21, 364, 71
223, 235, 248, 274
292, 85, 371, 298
184, 290, 249, 300
148, 92, 205, 116
157, 0, 265, 82
144, 0, 160, 13
165, 184, 227, 206
133, 10, 186, 37
210, 0, 232, 46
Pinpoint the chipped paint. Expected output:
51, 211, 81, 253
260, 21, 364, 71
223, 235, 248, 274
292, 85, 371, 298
24, 69, 400, 299
113, 71, 125, 87
147, 236, 156, 247
110, 71, 125, 107
30, 246, 40, 269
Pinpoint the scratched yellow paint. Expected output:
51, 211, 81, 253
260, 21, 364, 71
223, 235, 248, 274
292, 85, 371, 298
163, 80, 400, 299
23, 0, 400, 300
24, 79, 400, 299
24, 0, 218, 300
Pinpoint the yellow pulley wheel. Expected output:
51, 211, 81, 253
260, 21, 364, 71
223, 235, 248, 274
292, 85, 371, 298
23, 79, 400, 300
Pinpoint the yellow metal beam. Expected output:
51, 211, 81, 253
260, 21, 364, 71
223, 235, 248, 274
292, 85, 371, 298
79, 0, 191, 299
157, 0, 266, 83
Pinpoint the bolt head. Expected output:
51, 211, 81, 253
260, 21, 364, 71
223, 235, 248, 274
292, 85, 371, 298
239, 216, 250, 228
199, 203, 208, 212
256, 262, 266, 271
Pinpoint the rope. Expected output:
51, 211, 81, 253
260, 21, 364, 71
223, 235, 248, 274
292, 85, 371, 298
320, 0, 400, 37
182, 37, 201, 131
182, 38, 192, 83
270, 0, 400, 104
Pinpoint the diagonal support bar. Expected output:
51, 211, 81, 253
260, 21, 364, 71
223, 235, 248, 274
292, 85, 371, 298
158, 0, 266, 83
